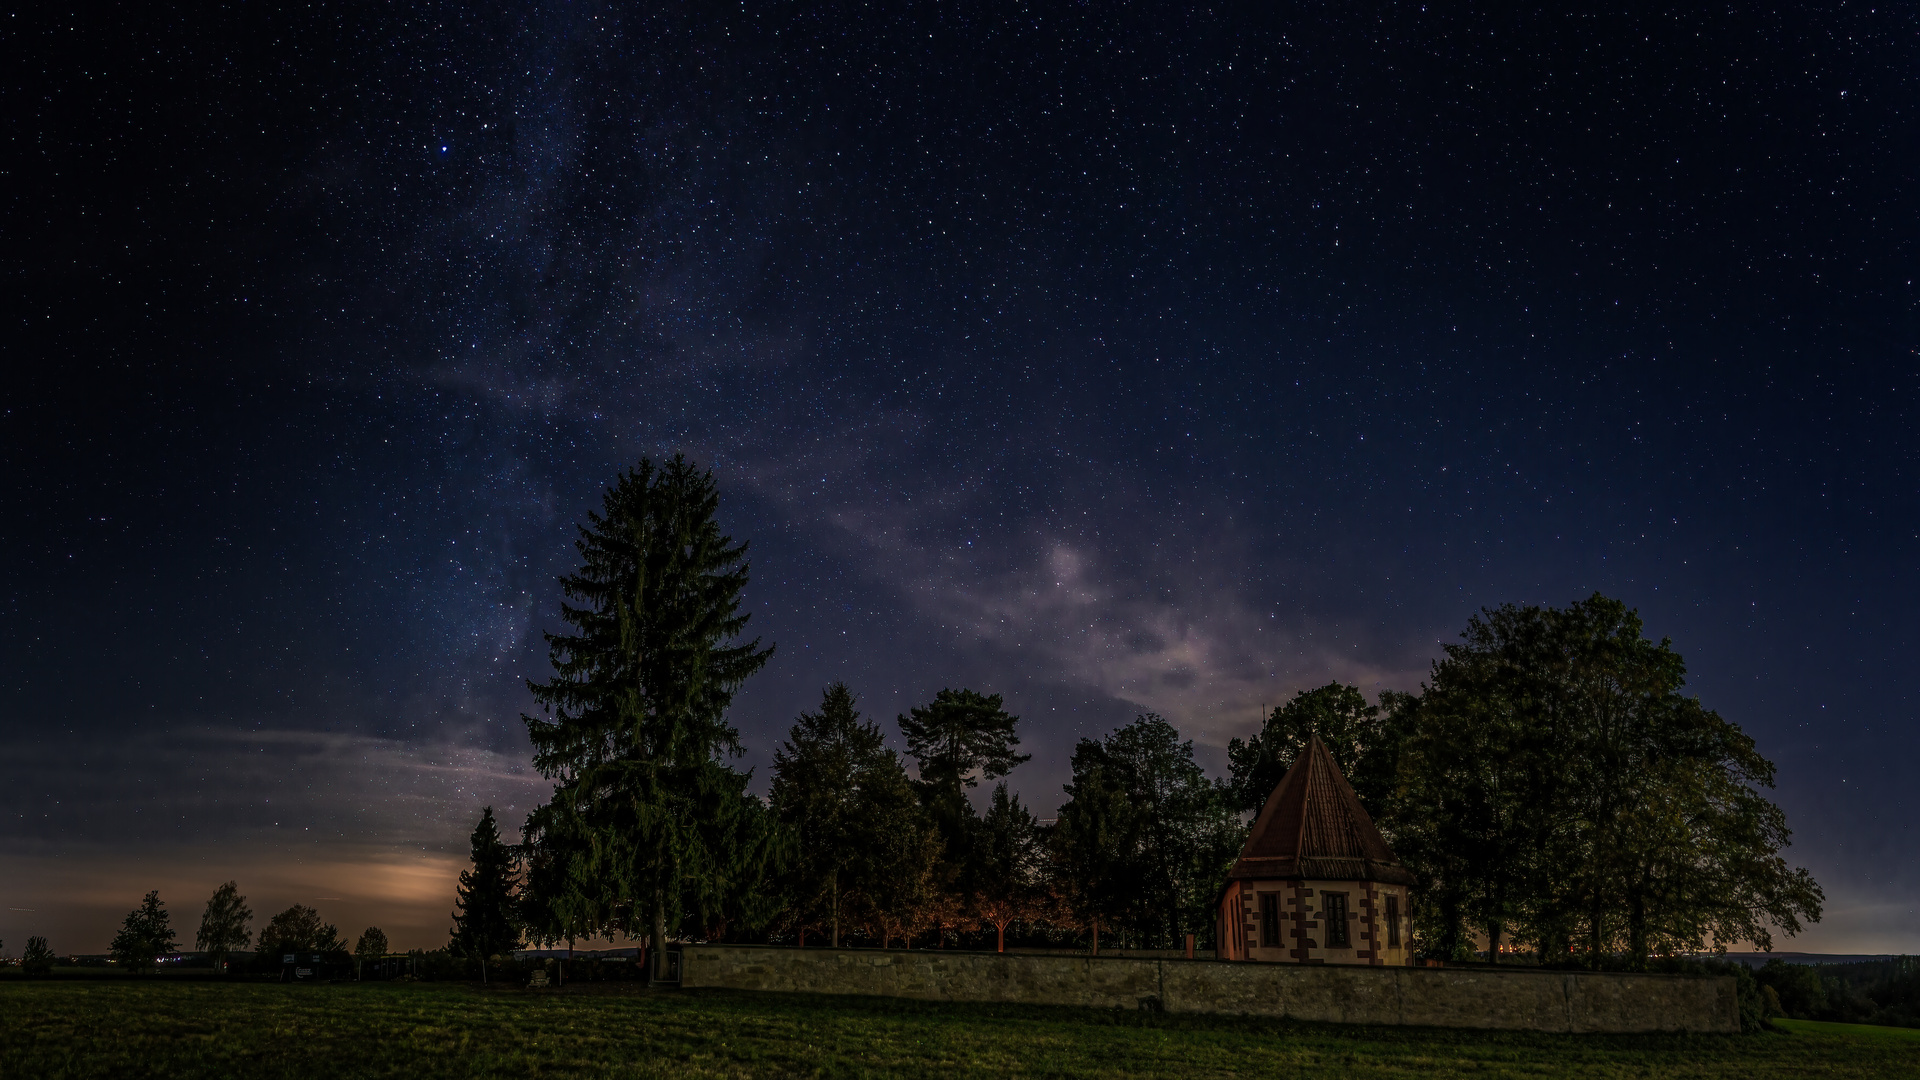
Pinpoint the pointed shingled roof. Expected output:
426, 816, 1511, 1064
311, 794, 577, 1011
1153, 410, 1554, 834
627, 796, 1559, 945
1225, 734, 1414, 886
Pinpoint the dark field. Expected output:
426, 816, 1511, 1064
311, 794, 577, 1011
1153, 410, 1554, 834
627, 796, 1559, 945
1, 979, 1915, 1079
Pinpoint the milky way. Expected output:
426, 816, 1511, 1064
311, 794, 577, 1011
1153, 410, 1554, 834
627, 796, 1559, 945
6, 4, 1916, 950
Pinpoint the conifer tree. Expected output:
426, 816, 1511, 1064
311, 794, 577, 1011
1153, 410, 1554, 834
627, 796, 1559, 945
109, 891, 177, 974
451, 805, 521, 983
897, 688, 1028, 906
519, 798, 608, 948
1051, 755, 1135, 953
195, 881, 252, 975
772, 684, 937, 947
853, 771, 942, 949
521, 457, 777, 976
898, 688, 1029, 794
974, 782, 1043, 952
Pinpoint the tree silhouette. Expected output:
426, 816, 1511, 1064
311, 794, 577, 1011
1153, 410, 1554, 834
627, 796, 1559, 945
109, 891, 176, 974
354, 926, 389, 980
522, 457, 777, 976
195, 881, 252, 975
973, 782, 1043, 952
1400, 593, 1824, 967
451, 805, 521, 983
256, 904, 344, 960
21, 936, 55, 978
1227, 683, 1399, 814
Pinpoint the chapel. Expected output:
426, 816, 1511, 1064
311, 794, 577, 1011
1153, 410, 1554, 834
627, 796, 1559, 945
1216, 734, 1416, 965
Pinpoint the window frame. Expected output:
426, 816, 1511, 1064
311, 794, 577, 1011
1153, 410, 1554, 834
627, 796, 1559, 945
1259, 891, 1282, 949
1324, 891, 1350, 948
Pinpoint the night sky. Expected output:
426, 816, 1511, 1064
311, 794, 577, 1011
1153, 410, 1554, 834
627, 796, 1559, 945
6, 4, 1916, 953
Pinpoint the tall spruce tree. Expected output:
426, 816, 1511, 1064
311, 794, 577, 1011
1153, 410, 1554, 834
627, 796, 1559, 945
1050, 752, 1135, 952
973, 782, 1043, 953
850, 763, 943, 949
451, 805, 521, 982
772, 684, 939, 947
770, 683, 884, 946
522, 457, 776, 976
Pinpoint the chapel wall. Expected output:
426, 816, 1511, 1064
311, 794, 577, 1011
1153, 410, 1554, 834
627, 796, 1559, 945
1220, 878, 1413, 966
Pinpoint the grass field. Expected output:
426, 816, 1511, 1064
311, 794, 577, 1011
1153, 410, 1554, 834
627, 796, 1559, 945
1772, 1017, 1920, 1042
1, 980, 1915, 1079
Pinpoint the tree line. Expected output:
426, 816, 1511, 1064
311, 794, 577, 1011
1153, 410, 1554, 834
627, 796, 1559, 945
9, 882, 391, 978
1754, 956, 1920, 1029
13, 459, 1824, 979
464, 458, 1823, 973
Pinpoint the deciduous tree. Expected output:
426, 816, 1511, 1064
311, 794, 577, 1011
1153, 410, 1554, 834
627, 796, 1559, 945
1401, 594, 1823, 967
1227, 683, 1402, 814
256, 905, 344, 959
1054, 716, 1243, 950
354, 927, 388, 980
21, 936, 55, 977
195, 881, 252, 975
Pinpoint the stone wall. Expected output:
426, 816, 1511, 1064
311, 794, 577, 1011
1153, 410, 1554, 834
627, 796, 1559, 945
679, 945, 1738, 1034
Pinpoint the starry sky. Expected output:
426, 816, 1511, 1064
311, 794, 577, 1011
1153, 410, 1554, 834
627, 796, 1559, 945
6, 3, 1916, 954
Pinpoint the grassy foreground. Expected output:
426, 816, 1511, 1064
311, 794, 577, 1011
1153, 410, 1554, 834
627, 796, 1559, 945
1, 980, 1914, 1079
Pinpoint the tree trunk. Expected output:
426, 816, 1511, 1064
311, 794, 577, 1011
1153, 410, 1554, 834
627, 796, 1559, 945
830, 869, 840, 949
1627, 889, 1647, 970
1487, 920, 1502, 965
1590, 890, 1605, 968
996, 922, 1006, 953
1588, 808, 1611, 969
1438, 893, 1463, 961
1091, 917, 1099, 957
651, 888, 668, 982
